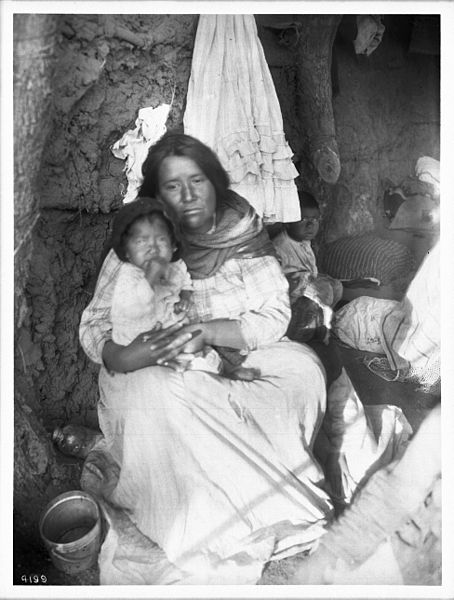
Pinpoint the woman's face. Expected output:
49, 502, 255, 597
158, 155, 217, 234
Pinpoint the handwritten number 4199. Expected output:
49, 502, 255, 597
21, 574, 47, 584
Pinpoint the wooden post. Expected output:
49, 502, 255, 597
14, 14, 65, 536
14, 14, 59, 325
295, 15, 342, 184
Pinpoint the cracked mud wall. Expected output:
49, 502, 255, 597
18, 14, 199, 431
15, 14, 439, 529
38, 14, 197, 214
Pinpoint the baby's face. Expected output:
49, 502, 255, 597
125, 215, 174, 269
287, 208, 321, 242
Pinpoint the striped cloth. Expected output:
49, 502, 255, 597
318, 234, 415, 285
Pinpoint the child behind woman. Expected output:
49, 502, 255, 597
273, 191, 343, 340
109, 197, 258, 379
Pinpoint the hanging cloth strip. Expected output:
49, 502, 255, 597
184, 15, 301, 223
112, 104, 171, 203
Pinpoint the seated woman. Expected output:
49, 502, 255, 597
79, 133, 405, 584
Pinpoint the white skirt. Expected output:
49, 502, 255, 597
96, 339, 332, 581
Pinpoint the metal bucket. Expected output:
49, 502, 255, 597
39, 490, 101, 575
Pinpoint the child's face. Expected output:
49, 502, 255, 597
125, 215, 174, 269
287, 208, 321, 242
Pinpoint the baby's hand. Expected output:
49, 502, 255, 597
174, 290, 193, 314
144, 258, 167, 285
174, 297, 191, 314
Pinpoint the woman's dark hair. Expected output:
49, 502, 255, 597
139, 132, 230, 202
110, 197, 180, 262
298, 191, 320, 212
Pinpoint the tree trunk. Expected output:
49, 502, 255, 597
14, 14, 58, 325
14, 14, 78, 539
295, 15, 342, 184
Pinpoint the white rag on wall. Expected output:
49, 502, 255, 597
184, 14, 301, 223
415, 156, 440, 190
354, 15, 385, 56
112, 104, 171, 203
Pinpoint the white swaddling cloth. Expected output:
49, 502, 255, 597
111, 259, 190, 345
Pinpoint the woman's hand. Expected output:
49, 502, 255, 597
102, 322, 201, 373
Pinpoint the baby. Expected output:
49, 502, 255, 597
273, 191, 343, 342
109, 197, 258, 379
110, 197, 221, 373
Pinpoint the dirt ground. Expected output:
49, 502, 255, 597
13, 342, 439, 587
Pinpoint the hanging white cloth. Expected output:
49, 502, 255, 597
354, 15, 385, 56
112, 104, 171, 203
184, 15, 301, 223
415, 156, 440, 192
